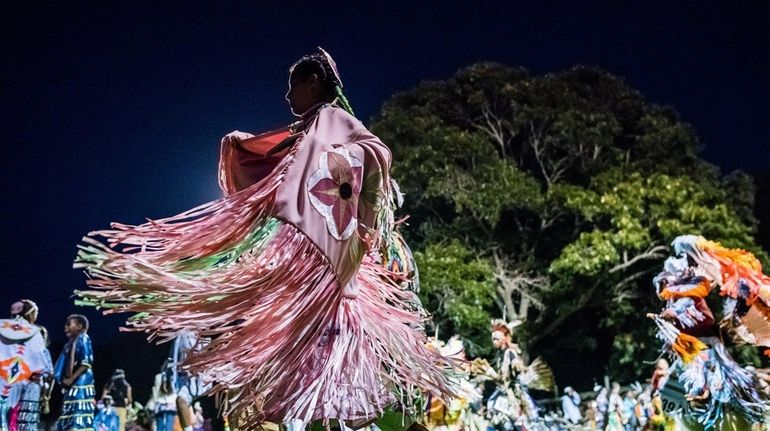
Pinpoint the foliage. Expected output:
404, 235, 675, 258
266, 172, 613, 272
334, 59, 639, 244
371, 63, 765, 382
415, 241, 496, 356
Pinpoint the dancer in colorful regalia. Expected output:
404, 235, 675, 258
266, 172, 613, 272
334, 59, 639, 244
160, 331, 210, 431
648, 359, 676, 431
473, 320, 554, 430
649, 235, 770, 430
55, 314, 96, 431
0, 306, 50, 431
73, 48, 456, 429
10, 300, 53, 431
424, 336, 484, 431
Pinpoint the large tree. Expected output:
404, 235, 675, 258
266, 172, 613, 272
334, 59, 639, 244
370, 63, 766, 383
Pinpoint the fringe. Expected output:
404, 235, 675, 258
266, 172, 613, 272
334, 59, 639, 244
232, 258, 456, 428
73, 139, 456, 424
679, 337, 768, 428
652, 316, 706, 364
73, 139, 300, 337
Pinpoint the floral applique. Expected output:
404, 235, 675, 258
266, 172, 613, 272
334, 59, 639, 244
308, 149, 364, 240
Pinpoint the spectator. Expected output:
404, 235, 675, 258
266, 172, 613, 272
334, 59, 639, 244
621, 390, 636, 431
95, 395, 120, 431
651, 359, 669, 393
606, 382, 624, 431
594, 386, 608, 429
102, 369, 132, 431
192, 403, 205, 431
153, 374, 177, 431
585, 400, 600, 431
560, 386, 581, 424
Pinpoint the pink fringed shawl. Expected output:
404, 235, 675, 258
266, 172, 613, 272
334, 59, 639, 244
75, 106, 455, 426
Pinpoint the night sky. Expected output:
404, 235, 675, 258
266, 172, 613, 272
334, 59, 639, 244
2, 1, 769, 400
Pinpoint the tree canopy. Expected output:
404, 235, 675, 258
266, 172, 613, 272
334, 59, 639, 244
370, 63, 766, 385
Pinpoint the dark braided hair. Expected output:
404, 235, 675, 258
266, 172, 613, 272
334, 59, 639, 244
290, 52, 355, 116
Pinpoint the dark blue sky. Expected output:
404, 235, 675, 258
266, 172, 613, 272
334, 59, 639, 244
2, 0, 769, 374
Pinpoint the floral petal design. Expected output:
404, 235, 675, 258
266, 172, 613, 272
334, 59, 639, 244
309, 178, 340, 206
328, 152, 352, 184
332, 198, 355, 236
351, 166, 363, 193
307, 148, 364, 240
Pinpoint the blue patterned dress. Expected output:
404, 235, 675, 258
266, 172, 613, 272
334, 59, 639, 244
54, 333, 95, 431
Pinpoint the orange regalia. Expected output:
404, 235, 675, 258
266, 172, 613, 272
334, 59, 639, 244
650, 235, 770, 429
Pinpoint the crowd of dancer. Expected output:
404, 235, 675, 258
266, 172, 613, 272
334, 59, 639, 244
0, 301, 94, 431
422, 361, 711, 431
0, 298, 683, 431
4, 298, 770, 431
419, 332, 681, 431
0, 300, 209, 431
423, 373, 669, 431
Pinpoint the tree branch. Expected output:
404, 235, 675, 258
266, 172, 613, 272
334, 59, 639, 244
491, 249, 549, 322
471, 104, 508, 158
608, 245, 668, 274
529, 121, 569, 186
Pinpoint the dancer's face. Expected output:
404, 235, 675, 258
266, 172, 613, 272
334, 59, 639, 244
491, 330, 507, 349
64, 318, 82, 338
285, 72, 323, 116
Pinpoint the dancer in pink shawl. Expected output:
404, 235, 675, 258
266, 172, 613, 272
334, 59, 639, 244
74, 48, 455, 428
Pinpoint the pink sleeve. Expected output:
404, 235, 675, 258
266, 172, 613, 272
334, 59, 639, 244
218, 128, 292, 195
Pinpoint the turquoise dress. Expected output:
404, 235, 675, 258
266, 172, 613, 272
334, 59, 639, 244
54, 333, 95, 431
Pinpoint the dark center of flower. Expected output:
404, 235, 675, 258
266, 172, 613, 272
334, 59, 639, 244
339, 182, 353, 200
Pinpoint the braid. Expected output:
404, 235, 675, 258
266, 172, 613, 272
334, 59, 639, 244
310, 56, 330, 85
335, 85, 355, 116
